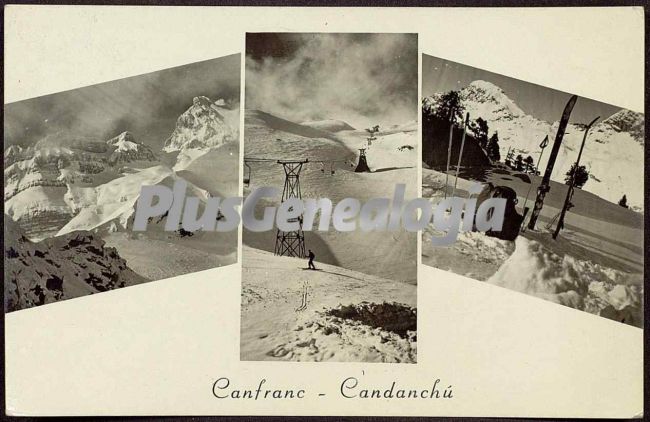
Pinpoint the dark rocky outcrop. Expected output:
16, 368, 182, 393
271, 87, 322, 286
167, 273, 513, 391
4, 215, 147, 312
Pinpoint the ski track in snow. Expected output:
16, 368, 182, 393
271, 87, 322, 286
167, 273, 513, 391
241, 247, 417, 363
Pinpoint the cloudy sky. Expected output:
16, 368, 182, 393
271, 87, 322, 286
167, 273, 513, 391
4, 54, 240, 150
246, 33, 418, 130
422, 54, 623, 124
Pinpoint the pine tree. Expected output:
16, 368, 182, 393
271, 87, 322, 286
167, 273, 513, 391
470, 117, 489, 149
524, 155, 535, 173
434, 90, 465, 122
486, 132, 501, 162
565, 163, 589, 189
505, 149, 515, 168
514, 154, 524, 171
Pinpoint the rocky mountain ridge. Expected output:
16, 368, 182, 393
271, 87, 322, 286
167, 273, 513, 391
4, 215, 146, 312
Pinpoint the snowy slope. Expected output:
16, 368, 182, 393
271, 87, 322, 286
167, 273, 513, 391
424, 80, 645, 210
332, 129, 417, 172
487, 236, 643, 328
243, 109, 417, 284
246, 109, 343, 141
421, 167, 643, 328
241, 246, 417, 363
383, 120, 418, 134
57, 165, 211, 236
300, 119, 355, 132
5, 186, 72, 240
51, 161, 237, 280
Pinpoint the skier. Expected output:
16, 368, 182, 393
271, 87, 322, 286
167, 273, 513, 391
307, 249, 317, 270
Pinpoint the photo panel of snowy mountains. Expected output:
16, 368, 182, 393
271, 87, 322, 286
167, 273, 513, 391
421, 54, 643, 328
241, 33, 418, 363
4, 54, 241, 312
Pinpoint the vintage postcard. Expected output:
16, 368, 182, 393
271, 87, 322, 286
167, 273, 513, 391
3, 5, 644, 418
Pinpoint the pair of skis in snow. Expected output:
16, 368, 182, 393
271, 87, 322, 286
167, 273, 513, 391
444, 94, 590, 240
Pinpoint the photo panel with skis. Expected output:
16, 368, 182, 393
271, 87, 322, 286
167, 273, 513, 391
421, 54, 643, 328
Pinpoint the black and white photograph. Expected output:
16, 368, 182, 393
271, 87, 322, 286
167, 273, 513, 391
4, 55, 241, 312
240, 33, 418, 362
421, 54, 644, 328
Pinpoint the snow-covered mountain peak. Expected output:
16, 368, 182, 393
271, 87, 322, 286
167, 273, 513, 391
107, 130, 134, 142
4, 145, 23, 160
163, 96, 236, 153
467, 80, 505, 96
460, 80, 525, 120
599, 109, 644, 144
105, 131, 156, 164
106, 131, 139, 151
192, 95, 216, 110
190, 96, 229, 114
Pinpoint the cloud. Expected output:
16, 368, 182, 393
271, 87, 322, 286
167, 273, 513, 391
4, 54, 241, 150
245, 33, 417, 129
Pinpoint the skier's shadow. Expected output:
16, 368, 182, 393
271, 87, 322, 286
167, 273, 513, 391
301, 268, 366, 282
372, 166, 415, 173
